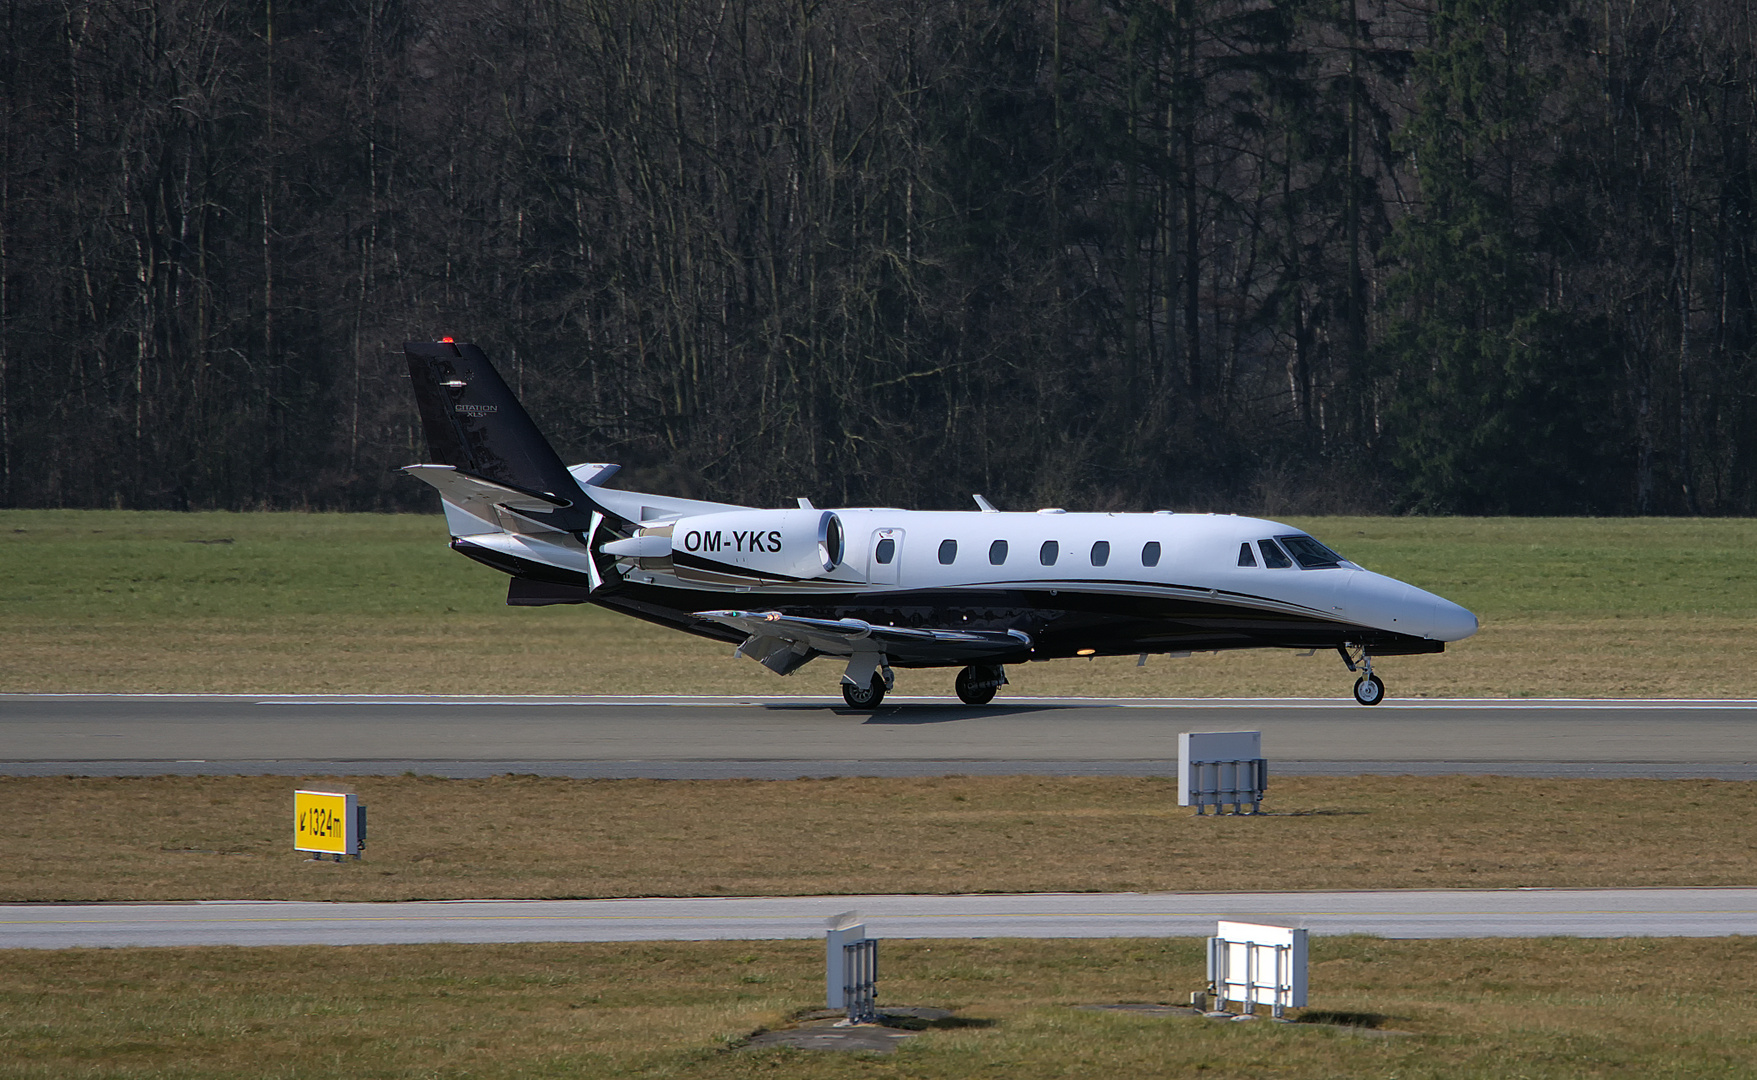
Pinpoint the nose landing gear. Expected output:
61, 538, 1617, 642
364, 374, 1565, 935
1353, 672, 1385, 706
1338, 644, 1386, 706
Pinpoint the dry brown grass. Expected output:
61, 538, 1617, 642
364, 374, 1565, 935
6, 774, 1755, 902
7, 611, 1755, 699
5, 937, 1756, 1079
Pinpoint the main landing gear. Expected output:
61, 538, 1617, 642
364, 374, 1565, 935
840, 663, 1011, 708
842, 674, 887, 708
1338, 644, 1385, 706
841, 658, 895, 709
955, 664, 1008, 706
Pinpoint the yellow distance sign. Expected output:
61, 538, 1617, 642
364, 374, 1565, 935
294, 790, 359, 855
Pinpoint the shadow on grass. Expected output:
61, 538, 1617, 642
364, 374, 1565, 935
1296, 1010, 1388, 1028
881, 1013, 997, 1031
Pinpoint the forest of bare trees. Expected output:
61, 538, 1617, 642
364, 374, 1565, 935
3, 0, 1754, 515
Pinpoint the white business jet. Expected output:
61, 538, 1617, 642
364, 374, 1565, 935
403, 341, 1476, 708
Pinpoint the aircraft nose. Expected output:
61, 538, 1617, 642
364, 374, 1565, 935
1417, 590, 1479, 642
1338, 571, 1477, 641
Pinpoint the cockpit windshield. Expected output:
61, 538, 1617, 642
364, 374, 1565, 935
1275, 534, 1345, 569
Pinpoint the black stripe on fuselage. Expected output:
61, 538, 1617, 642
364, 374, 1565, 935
514, 566, 1443, 665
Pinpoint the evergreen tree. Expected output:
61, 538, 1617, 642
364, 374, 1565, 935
1378, 0, 1619, 513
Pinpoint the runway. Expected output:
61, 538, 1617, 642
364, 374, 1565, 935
7, 889, 1756, 949
5, 694, 1757, 779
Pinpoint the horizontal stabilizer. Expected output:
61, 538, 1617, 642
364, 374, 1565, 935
404, 463, 567, 514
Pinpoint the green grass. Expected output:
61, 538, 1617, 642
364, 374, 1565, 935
5, 937, 1756, 1079
1306, 515, 1757, 620
0, 509, 476, 619
3, 510, 1755, 696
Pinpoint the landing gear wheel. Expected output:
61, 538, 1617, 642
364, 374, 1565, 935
842, 673, 887, 709
1353, 674, 1385, 706
955, 666, 999, 706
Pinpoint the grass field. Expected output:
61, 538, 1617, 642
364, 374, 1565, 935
2, 509, 1754, 697
7, 774, 1755, 902
5, 937, 1756, 1079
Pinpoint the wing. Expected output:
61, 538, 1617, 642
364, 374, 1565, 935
694, 610, 1031, 675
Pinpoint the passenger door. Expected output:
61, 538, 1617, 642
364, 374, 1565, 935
868, 529, 904, 585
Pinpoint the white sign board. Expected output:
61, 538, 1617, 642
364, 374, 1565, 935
1178, 730, 1263, 808
1209, 920, 1307, 1014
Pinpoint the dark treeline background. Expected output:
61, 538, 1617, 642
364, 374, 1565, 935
3, 0, 1755, 515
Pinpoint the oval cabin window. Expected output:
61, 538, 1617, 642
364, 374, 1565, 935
1142, 541, 1161, 567
1091, 541, 1110, 566
1040, 540, 1059, 566
989, 540, 1008, 565
938, 539, 958, 565
875, 538, 895, 564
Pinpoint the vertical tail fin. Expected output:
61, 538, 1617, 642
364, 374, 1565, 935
404, 340, 616, 531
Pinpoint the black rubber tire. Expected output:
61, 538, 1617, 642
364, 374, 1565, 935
955, 666, 999, 706
1353, 673, 1385, 706
842, 673, 887, 709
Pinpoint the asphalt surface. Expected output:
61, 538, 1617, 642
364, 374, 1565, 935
8, 890, 1757, 949
4, 694, 1757, 779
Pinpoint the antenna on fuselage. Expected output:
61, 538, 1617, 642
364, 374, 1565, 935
972, 494, 1000, 513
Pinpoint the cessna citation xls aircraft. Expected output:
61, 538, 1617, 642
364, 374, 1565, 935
403, 340, 1477, 708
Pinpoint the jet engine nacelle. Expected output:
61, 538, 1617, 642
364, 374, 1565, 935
667, 509, 845, 581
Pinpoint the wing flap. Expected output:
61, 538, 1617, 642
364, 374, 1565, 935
695, 610, 1031, 664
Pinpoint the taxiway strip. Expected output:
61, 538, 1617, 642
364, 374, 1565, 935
6, 890, 1757, 949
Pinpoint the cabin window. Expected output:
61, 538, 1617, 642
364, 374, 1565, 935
1142, 541, 1161, 567
938, 539, 958, 565
1238, 542, 1257, 567
989, 540, 1009, 565
875, 538, 896, 564
1040, 540, 1059, 566
1091, 540, 1111, 566
1258, 538, 1293, 568
1277, 534, 1344, 569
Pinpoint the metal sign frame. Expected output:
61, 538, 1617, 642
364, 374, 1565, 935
1207, 920, 1307, 1017
1179, 731, 1267, 814
842, 939, 879, 1023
